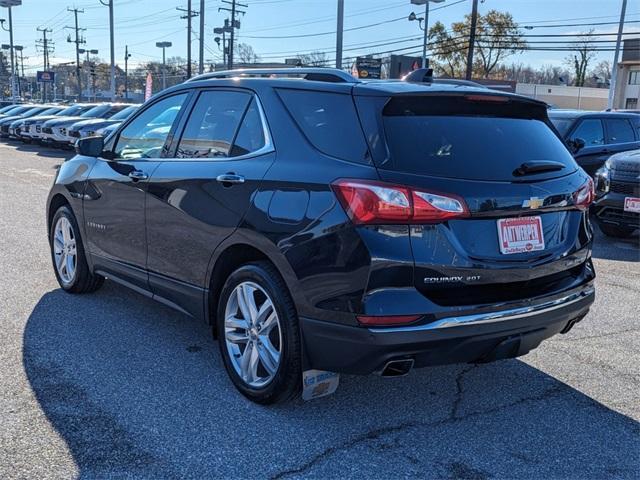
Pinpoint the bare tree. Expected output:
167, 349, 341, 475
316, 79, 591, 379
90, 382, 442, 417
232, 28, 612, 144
237, 43, 260, 64
298, 51, 328, 67
590, 60, 611, 85
565, 31, 597, 87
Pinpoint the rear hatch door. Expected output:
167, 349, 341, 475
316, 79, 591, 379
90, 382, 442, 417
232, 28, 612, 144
355, 90, 593, 306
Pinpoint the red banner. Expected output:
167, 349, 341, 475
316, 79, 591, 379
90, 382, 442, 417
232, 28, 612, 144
144, 72, 153, 101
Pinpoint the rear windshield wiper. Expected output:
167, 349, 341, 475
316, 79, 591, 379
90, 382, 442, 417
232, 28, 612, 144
513, 161, 565, 177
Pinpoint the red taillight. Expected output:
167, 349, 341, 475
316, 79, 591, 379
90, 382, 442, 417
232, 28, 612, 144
357, 314, 422, 326
573, 178, 594, 211
332, 179, 469, 225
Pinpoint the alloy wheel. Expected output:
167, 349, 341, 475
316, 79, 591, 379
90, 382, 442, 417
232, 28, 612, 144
224, 281, 282, 388
53, 216, 77, 285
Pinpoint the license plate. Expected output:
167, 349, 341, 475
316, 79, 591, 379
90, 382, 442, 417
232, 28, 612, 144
497, 216, 545, 255
624, 197, 640, 213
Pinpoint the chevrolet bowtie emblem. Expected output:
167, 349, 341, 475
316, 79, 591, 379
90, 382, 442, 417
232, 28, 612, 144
523, 197, 544, 209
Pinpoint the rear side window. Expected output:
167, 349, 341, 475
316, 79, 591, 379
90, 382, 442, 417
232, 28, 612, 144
570, 119, 604, 145
380, 96, 576, 181
605, 119, 635, 144
277, 89, 369, 163
230, 98, 266, 157
177, 90, 251, 158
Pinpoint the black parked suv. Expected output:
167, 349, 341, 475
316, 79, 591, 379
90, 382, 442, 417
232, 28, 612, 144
548, 110, 640, 177
47, 68, 596, 404
593, 149, 640, 238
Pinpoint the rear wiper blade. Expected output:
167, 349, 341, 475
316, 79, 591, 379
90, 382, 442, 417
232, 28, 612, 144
513, 161, 565, 176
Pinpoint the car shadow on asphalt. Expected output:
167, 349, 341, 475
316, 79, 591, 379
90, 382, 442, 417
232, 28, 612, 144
591, 227, 639, 262
9, 140, 74, 160
23, 285, 639, 479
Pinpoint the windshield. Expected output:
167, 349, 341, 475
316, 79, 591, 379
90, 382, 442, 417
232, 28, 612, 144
57, 105, 87, 116
80, 105, 110, 118
0, 105, 19, 114
22, 107, 47, 116
110, 105, 139, 120
549, 117, 575, 136
4, 106, 31, 116
39, 107, 63, 116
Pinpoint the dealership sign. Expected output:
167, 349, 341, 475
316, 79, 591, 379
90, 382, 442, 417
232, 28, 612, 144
354, 57, 382, 79
36, 71, 55, 83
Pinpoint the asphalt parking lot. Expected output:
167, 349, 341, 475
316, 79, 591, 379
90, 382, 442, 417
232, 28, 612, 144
0, 140, 638, 479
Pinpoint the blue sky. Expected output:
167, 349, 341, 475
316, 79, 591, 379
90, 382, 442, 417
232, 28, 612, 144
3, 0, 639, 74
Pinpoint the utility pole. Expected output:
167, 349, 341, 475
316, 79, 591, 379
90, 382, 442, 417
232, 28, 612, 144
199, 0, 205, 75
36, 26, 53, 102
219, 0, 247, 69
608, 0, 627, 110
99, 0, 116, 101
335, 0, 344, 69
177, 1, 198, 79
465, 0, 478, 80
124, 45, 131, 100
66, 7, 85, 101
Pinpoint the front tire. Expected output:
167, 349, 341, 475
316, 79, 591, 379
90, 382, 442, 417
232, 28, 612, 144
216, 261, 301, 404
598, 222, 636, 238
50, 205, 104, 293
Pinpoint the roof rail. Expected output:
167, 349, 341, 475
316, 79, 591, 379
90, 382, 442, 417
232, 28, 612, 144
186, 67, 358, 83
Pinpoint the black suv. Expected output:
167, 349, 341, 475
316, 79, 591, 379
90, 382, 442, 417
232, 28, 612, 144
548, 110, 640, 177
593, 149, 640, 238
47, 68, 596, 404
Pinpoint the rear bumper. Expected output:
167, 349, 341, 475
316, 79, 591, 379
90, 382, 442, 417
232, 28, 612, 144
300, 283, 594, 375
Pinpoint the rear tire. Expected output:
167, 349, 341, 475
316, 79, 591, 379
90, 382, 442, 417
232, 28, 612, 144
50, 205, 104, 293
598, 222, 636, 238
216, 261, 301, 404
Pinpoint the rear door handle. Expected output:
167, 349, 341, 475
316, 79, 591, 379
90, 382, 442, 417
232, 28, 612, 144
128, 170, 148, 181
216, 173, 245, 184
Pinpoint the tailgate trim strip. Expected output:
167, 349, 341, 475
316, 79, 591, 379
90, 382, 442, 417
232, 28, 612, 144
369, 285, 594, 333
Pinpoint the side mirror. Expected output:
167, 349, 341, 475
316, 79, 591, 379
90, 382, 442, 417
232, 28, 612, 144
569, 137, 586, 153
75, 136, 105, 157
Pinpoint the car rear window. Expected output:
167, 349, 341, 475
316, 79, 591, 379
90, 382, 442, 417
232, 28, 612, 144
380, 95, 576, 181
276, 89, 369, 163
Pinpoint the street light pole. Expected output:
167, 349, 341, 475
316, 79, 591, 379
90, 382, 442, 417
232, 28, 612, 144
99, 0, 116, 102
608, 0, 627, 110
156, 41, 172, 91
0, 1, 21, 100
410, 0, 445, 69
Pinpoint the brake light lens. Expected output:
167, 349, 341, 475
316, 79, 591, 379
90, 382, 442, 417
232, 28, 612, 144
357, 314, 422, 326
332, 179, 469, 224
464, 94, 510, 103
573, 178, 594, 211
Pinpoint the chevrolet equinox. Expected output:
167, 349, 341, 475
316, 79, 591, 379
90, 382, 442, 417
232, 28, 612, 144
47, 68, 596, 404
